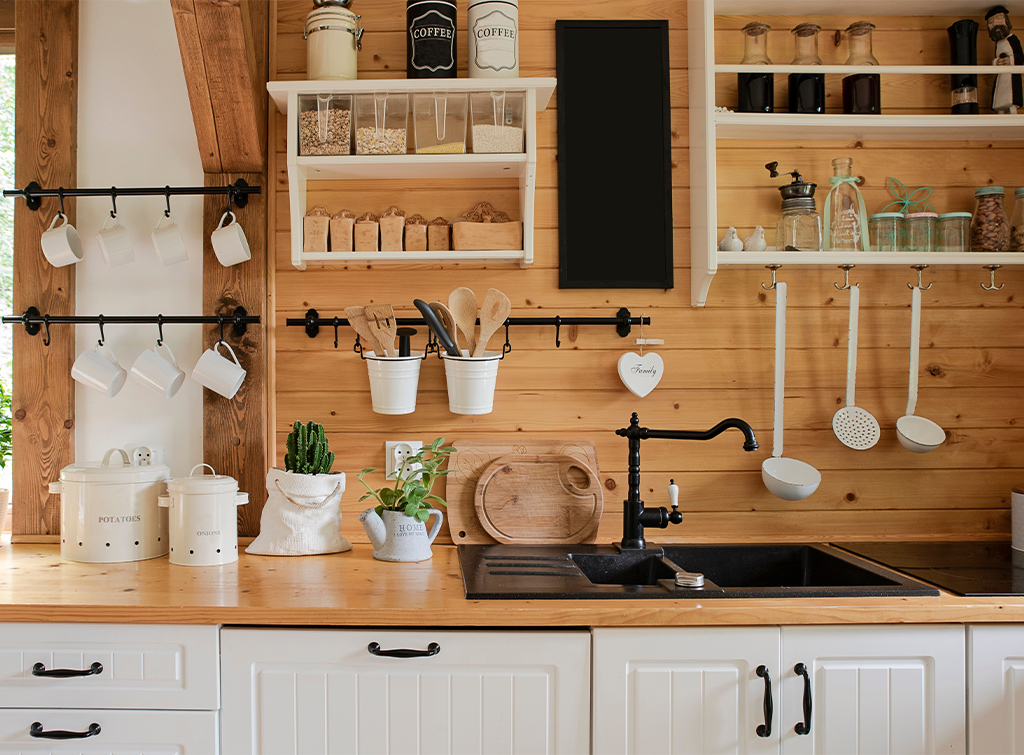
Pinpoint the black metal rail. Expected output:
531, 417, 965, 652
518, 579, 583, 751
2, 179, 260, 212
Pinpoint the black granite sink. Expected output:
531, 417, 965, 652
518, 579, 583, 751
458, 543, 939, 600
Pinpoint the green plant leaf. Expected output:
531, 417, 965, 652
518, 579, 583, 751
416, 509, 430, 522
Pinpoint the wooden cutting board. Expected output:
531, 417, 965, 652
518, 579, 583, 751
446, 440, 601, 544
474, 454, 602, 544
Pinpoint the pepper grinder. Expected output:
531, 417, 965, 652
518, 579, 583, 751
767, 162, 821, 252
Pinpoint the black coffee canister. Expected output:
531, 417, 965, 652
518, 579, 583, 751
407, 0, 457, 78
948, 19, 980, 114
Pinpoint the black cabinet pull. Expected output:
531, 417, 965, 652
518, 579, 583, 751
30, 722, 101, 740
31, 661, 103, 678
755, 665, 773, 738
794, 663, 812, 735
367, 642, 440, 658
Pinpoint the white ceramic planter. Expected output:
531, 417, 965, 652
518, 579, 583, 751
359, 507, 443, 562
160, 464, 248, 566
365, 353, 422, 415
442, 350, 501, 415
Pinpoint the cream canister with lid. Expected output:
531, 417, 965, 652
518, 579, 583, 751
160, 464, 248, 566
305, 1, 363, 80
468, 0, 519, 77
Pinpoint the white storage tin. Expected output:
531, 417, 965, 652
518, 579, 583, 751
160, 464, 247, 566
50, 448, 170, 563
305, 5, 362, 80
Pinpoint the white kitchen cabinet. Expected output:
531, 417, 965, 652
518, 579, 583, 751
220, 627, 590, 755
0, 709, 217, 753
968, 624, 1024, 754
593, 624, 966, 755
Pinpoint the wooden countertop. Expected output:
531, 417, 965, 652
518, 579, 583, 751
3, 543, 1024, 626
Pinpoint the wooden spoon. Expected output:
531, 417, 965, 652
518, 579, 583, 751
344, 306, 381, 353
473, 288, 511, 357
362, 304, 398, 357
448, 287, 478, 356
429, 301, 461, 352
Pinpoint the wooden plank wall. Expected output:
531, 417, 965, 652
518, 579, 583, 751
271, 1, 1024, 545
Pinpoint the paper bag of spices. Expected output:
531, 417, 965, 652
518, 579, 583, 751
330, 209, 355, 252
452, 202, 523, 251
379, 205, 406, 251
303, 205, 331, 254
354, 212, 379, 252
405, 213, 428, 251
427, 216, 451, 251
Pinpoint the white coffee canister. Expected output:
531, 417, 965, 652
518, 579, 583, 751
160, 464, 248, 566
305, 4, 362, 80
468, 0, 519, 77
50, 448, 170, 563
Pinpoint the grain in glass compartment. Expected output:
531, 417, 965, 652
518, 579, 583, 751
355, 92, 409, 155
470, 90, 525, 153
298, 94, 352, 156
414, 92, 468, 154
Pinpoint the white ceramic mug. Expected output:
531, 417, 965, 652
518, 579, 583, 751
71, 342, 127, 398
40, 213, 84, 267
97, 213, 135, 267
191, 340, 246, 399
152, 213, 188, 266
211, 211, 251, 266
131, 342, 186, 399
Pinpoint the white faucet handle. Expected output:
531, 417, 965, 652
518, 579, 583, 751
668, 478, 679, 510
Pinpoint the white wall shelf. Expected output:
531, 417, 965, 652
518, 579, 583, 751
268, 79, 556, 270
688, 0, 1024, 307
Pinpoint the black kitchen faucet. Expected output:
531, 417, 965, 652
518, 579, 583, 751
615, 412, 759, 549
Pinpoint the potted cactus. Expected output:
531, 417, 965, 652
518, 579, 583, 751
247, 420, 351, 556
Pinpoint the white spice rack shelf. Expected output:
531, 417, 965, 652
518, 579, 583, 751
268, 79, 556, 270
688, 0, 1024, 307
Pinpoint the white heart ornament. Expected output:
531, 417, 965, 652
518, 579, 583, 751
617, 352, 664, 398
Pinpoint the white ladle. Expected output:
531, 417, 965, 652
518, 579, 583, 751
832, 284, 880, 450
896, 286, 946, 453
762, 282, 822, 501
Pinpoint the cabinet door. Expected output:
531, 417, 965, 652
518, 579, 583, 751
592, 627, 782, 755
780, 625, 965, 755
220, 628, 590, 755
0, 709, 217, 753
968, 624, 1024, 754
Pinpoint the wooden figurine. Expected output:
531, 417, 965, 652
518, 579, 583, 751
987, 5, 1023, 114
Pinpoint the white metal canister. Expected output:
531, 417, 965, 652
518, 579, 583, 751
305, 4, 363, 80
160, 464, 248, 566
50, 448, 170, 563
468, 0, 518, 77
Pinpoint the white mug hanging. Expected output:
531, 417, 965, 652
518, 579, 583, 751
617, 314, 664, 398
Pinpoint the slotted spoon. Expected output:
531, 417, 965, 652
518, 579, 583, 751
832, 284, 880, 450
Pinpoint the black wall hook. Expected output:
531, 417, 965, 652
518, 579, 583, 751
41, 315, 51, 347
109, 187, 117, 218
97, 315, 105, 346
57, 187, 65, 217
156, 315, 164, 346
164, 186, 172, 218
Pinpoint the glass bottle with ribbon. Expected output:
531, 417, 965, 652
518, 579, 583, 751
824, 157, 869, 251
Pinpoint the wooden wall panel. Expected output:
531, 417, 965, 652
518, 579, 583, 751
271, 1, 1024, 546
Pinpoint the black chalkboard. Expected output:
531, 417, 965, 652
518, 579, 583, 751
556, 20, 673, 289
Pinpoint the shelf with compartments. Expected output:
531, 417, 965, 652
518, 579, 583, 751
688, 0, 1024, 307
268, 79, 556, 271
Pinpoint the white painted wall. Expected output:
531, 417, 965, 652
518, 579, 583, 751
76, 0, 204, 476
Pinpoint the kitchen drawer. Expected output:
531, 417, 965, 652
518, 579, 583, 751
0, 623, 219, 710
0, 709, 217, 752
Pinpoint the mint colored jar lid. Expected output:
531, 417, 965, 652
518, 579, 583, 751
975, 186, 1005, 196
870, 212, 903, 219
937, 212, 972, 218
1015, 187, 1024, 196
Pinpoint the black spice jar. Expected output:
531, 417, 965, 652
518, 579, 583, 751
407, 0, 457, 78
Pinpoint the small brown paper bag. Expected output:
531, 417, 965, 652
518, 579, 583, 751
354, 212, 379, 252
379, 205, 406, 251
303, 205, 331, 255
405, 214, 428, 251
329, 209, 355, 252
427, 216, 450, 252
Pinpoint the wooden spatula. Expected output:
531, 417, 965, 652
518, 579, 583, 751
344, 306, 381, 354
473, 288, 511, 357
363, 304, 398, 357
448, 287, 478, 356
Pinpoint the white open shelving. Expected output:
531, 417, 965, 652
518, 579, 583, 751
268, 78, 556, 270
688, 0, 1024, 306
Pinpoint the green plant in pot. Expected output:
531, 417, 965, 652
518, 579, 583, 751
246, 420, 351, 557
0, 380, 10, 542
357, 437, 454, 562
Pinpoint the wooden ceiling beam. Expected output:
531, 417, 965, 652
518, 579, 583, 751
170, 0, 265, 173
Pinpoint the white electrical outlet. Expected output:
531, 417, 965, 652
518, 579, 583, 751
124, 444, 159, 466
385, 440, 422, 479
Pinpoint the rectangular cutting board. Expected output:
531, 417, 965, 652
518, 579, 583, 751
447, 440, 601, 544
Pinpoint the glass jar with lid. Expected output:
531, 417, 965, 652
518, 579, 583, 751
305, 0, 363, 80
902, 212, 938, 252
1010, 187, 1024, 253
789, 23, 824, 114
868, 212, 902, 251
936, 212, 972, 252
738, 22, 773, 113
843, 21, 881, 114
971, 187, 1011, 252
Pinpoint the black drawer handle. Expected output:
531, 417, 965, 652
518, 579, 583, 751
32, 661, 103, 678
30, 721, 101, 740
367, 642, 440, 658
755, 665, 773, 738
794, 663, 812, 735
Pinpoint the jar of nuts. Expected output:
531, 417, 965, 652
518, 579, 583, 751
1010, 187, 1024, 253
971, 186, 1011, 253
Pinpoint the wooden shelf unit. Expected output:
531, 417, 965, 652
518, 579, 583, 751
688, 0, 1024, 307
268, 79, 556, 270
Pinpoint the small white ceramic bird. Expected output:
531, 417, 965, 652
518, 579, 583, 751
743, 226, 767, 251
718, 226, 743, 251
